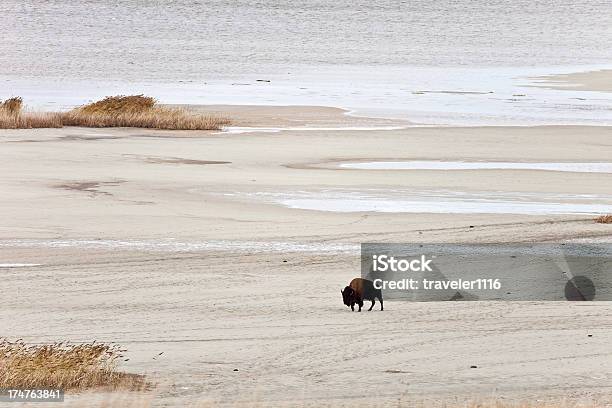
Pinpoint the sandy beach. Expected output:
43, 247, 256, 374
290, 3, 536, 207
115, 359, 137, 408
1, 103, 612, 406
2, 0, 612, 403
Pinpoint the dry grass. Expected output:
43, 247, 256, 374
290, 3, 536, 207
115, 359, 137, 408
0, 110, 63, 129
0, 338, 148, 392
595, 214, 612, 224
78, 95, 156, 115
1, 96, 23, 114
62, 95, 230, 130
0, 97, 62, 129
0, 95, 230, 130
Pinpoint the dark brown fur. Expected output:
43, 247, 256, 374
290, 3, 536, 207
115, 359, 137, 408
341, 278, 383, 311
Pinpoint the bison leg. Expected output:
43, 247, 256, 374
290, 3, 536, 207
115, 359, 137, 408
368, 299, 375, 311
379, 297, 384, 311
358, 300, 363, 312
350, 302, 355, 312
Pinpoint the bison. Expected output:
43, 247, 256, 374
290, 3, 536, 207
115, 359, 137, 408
341, 278, 383, 311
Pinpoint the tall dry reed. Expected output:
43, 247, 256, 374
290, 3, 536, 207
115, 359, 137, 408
595, 215, 612, 224
61, 95, 230, 130
0, 111, 63, 129
0, 97, 63, 129
1, 96, 23, 114
0, 339, 148, 391
0, 95, 229, 130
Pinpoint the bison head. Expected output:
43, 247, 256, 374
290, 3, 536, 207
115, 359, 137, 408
341, 286, 355, 307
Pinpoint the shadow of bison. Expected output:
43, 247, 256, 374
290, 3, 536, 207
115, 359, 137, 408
341, 278, 383, 311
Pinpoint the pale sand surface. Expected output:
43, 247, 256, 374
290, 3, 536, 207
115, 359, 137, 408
175, 104, 412, 128
531, 69, 612, 92
1, 106, 612, 407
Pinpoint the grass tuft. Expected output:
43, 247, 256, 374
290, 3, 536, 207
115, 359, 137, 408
595, 214, 612, 224
0, 95, 230, 130
0, 97, 62, 129
62, 94, 230, 130
78, 95, 156, 115
1, 97, 23, 114
0, 338, 148, 392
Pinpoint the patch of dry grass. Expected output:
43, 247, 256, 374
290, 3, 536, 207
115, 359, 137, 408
61, 106, 229, 130
78, 95, 156, 115
0, 339, 148, 392
0, 110, 63, 129
62, 95, 230, 130
0, 95, 230, 130
1, 96, 23, 114
0, 97, 62, 129
595, 214, 612, 224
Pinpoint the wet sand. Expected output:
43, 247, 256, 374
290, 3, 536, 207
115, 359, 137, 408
180, 104, 412, 128
1, 106, 612, 406
531, 69, 612, 92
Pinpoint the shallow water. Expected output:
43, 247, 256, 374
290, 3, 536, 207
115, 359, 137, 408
221, 125, 409, 134
0, 263, 42, 268
4, 65, 612, 126
339, 161, 612, 173
248, 190, 612, 215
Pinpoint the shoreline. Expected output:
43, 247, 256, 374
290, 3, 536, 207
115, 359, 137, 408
3, 65, 612, 127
